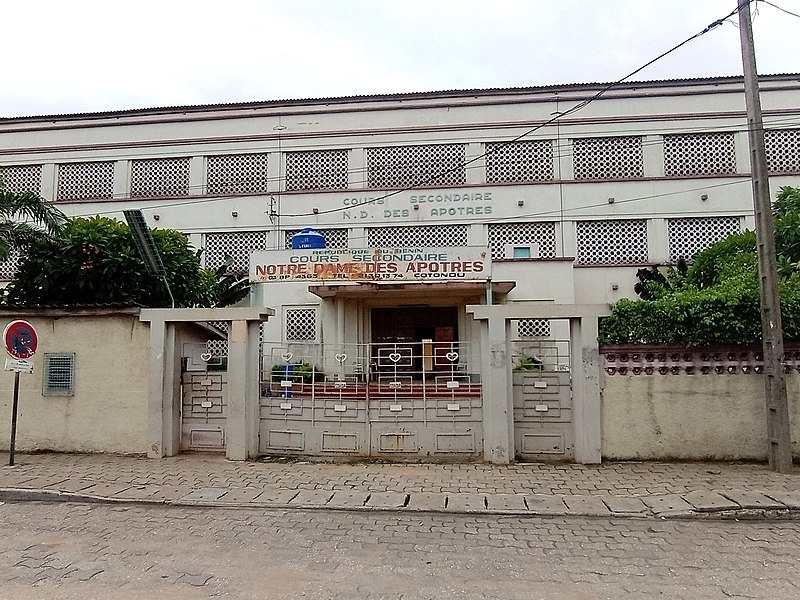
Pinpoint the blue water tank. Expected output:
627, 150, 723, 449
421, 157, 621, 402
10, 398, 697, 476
291, 228, 326, 249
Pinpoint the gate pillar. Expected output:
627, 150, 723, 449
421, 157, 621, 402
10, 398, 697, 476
468, 303, 609, 465
140, 307, 273, 460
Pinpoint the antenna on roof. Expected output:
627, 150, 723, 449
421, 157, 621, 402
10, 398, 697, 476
123, 209, 175, 308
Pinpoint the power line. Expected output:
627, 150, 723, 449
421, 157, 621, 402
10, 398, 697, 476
758, 0, 800, 18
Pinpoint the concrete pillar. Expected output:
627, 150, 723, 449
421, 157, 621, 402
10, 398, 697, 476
114, 160, 129, 201
642, 135, 664, 178
226, 320, 247, 460
570, 317, 602, 463
226, 319, 263, 460
146, 320, 179, 457
190, 156, 205, 196
481, 315, 514, 464
466, 142, 484, 185
41, 163, 56, 201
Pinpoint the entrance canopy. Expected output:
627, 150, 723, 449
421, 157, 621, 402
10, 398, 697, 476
308, 280, 515, 299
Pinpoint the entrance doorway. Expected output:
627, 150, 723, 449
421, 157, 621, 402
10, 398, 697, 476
371, 307, 459, 377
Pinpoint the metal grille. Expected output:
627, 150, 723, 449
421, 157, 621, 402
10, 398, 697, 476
668, 216, 740, 262
0, 165, 42, 194
207, 153, 269, 195
284, 228, 349, 249
367, 144, 466, 188
130, 157, 190, 198
286, 308, 317, 342
0, 249, 20, 281
204, 230, 269, 274
573, 137, 643, 180
487, 222, 557, 260
765, 129, 800, 173
516, 319, 551, 338
576, 220, 648, 265
663, 133, 736, 177
43, 352, 76, 396
485, 140, 554, 183
367, 225, 468, 247
285, 150, 348, 191
56, 162, 114, 201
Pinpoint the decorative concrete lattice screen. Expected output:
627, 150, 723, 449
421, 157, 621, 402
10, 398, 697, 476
0, 165, 42, 194
485, 140, 554, 183
130, 157, 190, 198
668, 216, 740, 262
366, 144, 466, 188
0, 249, 20, 281
284, 228, 349, 249
207, 321, 228, 357
204, 231, 269, 274
572, 137, 643, 179
576, 220, 648, 265
207, 153, 269, 195
285, 149, 348, 191
286, 308, 317, 342
367, 224, 468, 248
56, 162, 114, 201
663, 133, 736, 176
765, 129, 800, 173
487, 222, 557, 260
515, 319, 551, 338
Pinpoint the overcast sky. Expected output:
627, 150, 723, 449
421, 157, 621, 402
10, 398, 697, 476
1, 0, 796, 118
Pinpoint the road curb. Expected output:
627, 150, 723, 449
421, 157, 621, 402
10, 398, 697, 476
3, 487, 800, 520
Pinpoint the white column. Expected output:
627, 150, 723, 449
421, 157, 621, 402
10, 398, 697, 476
480, 314, 514, 464
571, 316, 602, 464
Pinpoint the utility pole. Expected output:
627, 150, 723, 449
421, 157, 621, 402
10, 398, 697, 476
738, 0, 793, 472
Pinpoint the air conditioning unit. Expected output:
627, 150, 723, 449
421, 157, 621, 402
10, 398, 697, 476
504, 243, 540, 259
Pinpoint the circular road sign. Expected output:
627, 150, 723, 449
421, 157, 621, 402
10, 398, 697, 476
4, 320, 38, 359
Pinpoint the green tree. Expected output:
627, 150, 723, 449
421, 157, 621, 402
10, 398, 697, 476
3, 216, 247, 308
0, 186, 67, 260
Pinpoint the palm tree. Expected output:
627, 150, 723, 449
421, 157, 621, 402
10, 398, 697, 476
0, 188, 67, 260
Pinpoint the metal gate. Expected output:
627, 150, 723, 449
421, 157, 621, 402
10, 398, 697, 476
511, 339, 573, 460
180, 342, 228, 452
258, 341, 483, 459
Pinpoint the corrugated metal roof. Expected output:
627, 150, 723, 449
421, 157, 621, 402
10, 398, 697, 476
2, 73, 798, 123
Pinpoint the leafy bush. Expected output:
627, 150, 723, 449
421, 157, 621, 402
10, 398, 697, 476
3, 216, 243, 308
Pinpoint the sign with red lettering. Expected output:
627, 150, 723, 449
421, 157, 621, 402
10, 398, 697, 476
3, 320, 38, 359
250, 247, 490, 284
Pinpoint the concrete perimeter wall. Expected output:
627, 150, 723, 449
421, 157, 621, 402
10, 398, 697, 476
0, 311, 150, 455
602, 373, 800, 461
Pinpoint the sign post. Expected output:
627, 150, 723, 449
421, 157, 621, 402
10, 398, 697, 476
3, 320, 38, 466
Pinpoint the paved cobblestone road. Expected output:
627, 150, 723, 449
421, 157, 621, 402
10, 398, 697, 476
1, 502, 798, 599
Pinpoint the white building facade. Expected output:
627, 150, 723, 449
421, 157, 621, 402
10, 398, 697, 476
1, 75, 799, 463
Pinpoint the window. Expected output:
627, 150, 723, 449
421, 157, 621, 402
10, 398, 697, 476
285, 308, 317, 342
573, 137, 643, 179
130, 158, 190, 198
576, 220, 648, 265
204, 231, 269, 275
487, 222, 557, 260
663, 133, 736, 177
57, 162, 115, 201
486, 140, 554, 183
285, 150, 348, 191
43, 353, 76, 396
367, 144, 465, 188
668, 217, 740, 263
0, 165, 42, 194
206, 153, 269, 194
